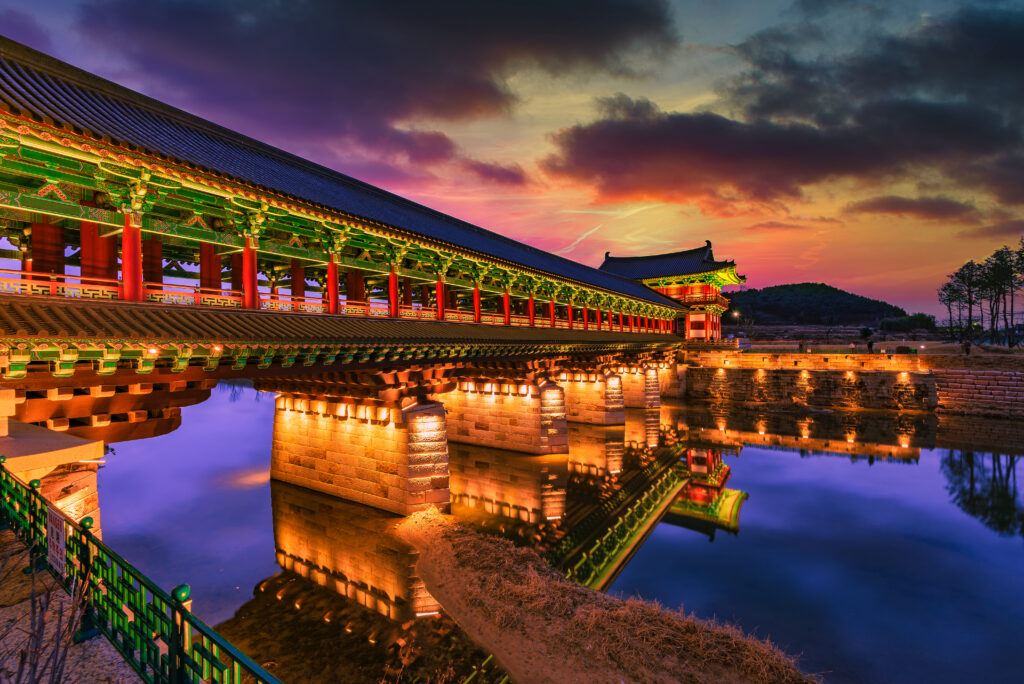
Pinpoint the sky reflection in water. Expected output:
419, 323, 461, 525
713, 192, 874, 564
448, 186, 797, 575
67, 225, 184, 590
95, 384, 279, 624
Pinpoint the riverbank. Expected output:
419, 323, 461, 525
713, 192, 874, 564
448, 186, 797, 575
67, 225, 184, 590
0, 530, 138, 683
397, 508, 818, 684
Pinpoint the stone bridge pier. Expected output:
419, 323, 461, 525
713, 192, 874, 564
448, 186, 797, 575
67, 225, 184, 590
269, 395, 450, 517
433, 362, 569, 455
259, 369, 455, 516
557, 368, 625, 425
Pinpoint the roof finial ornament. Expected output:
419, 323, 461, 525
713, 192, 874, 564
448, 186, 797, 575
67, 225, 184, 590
705, 240, 711, 247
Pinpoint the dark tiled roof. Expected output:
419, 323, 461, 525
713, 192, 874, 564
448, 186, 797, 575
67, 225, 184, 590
0, 295, 675, 346
599, 241, 736, 280
0, 37, 680, 309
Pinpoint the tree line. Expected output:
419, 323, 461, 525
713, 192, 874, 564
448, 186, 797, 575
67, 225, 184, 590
938, 238, 1024, 345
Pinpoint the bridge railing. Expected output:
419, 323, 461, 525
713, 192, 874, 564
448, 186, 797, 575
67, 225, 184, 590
260, 291, 327, 314
444, 310, 475, 323
400, 304, 437, 320
0, 268, 120, 300
0, 458, 280, 684
0, 268, 677, 334
145, 281, 244, 308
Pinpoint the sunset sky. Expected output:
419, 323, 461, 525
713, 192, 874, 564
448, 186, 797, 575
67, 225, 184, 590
3, 0, 1022, 316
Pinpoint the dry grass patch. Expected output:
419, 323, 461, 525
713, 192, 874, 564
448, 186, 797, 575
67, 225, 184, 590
399, 509, 819, 684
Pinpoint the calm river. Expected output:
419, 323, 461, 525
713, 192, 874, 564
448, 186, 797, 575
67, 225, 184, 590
87, 383, 1022, 683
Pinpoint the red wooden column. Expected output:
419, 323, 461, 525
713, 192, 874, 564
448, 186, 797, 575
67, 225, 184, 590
503, 289, 511, 325
595, 307, 601, 331
230, 253, 243, 295
402, 277, 413, 307
79, 203, 108, 283
326, 255, 339, 314
628, 314, 634, 333
142, 236, 162, 286
199, 242, 220, 291
473, 284, 482, 323
549, 300, 556, 327
120, 217, 143, 301
241, 237, 258, 309
435, 279, 445, 321
29, 222, 63, 295
528, 294, 535, 326
347, 267, 365, 304
388, 266, 400, 317
290, 258, 305, 300
583, 306, 589, 331
567, 302, 573, 330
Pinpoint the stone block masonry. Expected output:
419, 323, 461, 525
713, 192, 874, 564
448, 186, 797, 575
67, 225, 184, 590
559, 373, 624, 425
270, 396, 449, 516
620, 366, 661, 409
682, 350, 1024, 417
685, 366, 937, 411
435, 381, 569, 454
930, 370, 1024, 418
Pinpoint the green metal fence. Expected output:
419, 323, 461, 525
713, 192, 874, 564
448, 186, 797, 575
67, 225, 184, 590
0, 458, 280, 684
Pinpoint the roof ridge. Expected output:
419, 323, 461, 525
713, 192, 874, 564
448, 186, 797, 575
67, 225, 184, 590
602, 241, 712, 263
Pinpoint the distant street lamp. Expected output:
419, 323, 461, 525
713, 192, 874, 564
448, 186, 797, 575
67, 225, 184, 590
732, 310, 740, 318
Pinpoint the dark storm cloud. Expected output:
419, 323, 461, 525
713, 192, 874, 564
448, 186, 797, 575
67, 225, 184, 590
542, 95, 1017, 203
544, 4, 1024, 207
72, 0, 676, 179
957, 220, 1024, 240
954, 154, 1024, 205
844, 195, 978, 221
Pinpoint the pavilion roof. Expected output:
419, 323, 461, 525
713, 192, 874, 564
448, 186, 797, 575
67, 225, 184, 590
599, 241, 742, 281
0, 37, 680, 309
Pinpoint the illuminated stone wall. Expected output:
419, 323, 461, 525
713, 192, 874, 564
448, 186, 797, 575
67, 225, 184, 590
619, 366, 661, 409
559, 373, 624, 425
685, 367, 937, 411
930, 370, 1024, 418
436, 381, 568, 454
271, 397, 449, 516
271, 480, 438, 620
448, 442, 567, 523
683, 350, 1024, 416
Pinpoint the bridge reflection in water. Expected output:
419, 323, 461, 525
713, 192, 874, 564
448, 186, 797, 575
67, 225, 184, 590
8, 375, 1024, 682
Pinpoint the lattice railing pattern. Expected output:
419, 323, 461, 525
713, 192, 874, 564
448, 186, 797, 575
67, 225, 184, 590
0, 460, 279, 684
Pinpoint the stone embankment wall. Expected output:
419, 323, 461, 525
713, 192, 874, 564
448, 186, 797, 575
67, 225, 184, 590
681, 351, 1024, 417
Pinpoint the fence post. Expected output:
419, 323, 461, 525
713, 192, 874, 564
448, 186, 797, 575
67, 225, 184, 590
72, 516, 101, 643
23, 478, 46, 574
169, 584, 192, 684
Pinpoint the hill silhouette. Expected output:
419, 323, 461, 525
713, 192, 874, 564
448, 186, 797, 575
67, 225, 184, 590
725, 283, 906, 325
